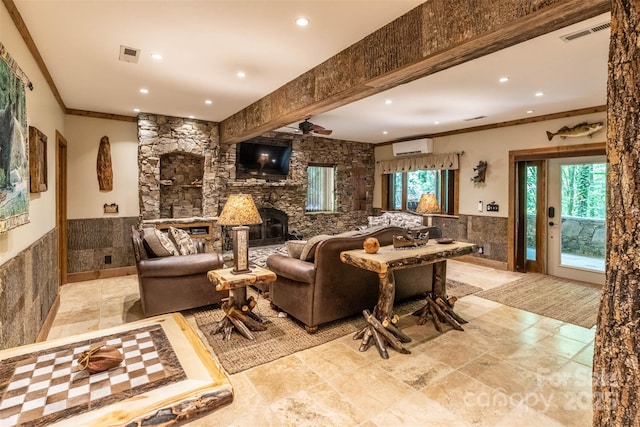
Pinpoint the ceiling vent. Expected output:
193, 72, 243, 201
119, 45, 141, 63
392, 139, 433, 157
560, 21, 610, 42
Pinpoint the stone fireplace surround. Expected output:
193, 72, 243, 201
137, 113, 374, 252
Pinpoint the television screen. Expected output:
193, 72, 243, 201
236, 137, 292, 181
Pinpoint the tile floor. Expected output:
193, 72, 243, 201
47, 260, 595, 426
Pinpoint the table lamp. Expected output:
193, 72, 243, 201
218, 194, 263, 274
415, 193, 440, 214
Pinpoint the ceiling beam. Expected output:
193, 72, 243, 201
220, 0, 610, 144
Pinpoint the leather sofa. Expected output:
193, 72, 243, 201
131, 226, 227, 316
266, 226, 434, 333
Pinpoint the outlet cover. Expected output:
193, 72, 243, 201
104, 255, 112, 264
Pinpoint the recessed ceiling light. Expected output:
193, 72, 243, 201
151, 53, 163, 60
499, 76, 510, 83
383, 131, 388, 135
434, 121, 440, 125
237, 71, 246, 78
385, 99, 392, 105
189, 115, 194, 119
205, 99, 213, 105
526, 109, 534, 114
296, 17, 309, 26
139, 88, 149, 94
535, 91, 544, 97
133, 108, 140, 113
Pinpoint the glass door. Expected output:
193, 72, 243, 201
515, 160, 545, 273
547, 156, 606, 285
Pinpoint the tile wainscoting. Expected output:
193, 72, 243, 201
0, 228, 58, 350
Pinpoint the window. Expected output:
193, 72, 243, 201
386, 169, 456, 214
307, 165, 336, 212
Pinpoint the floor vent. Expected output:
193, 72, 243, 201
119, 45, 141, 63
560, 21, 610, 42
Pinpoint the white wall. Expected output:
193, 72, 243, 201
0, 3, 65, 264
374, 112, 607, 216
63, 115, 139, 219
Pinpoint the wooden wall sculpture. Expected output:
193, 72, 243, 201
97, 135, 113, 191
28, 126, 47, 192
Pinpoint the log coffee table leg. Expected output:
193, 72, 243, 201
212, 287, 267, 340
414, 261, 468, 332
353, 271, 411, 358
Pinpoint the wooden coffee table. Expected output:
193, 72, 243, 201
0, 313, 232, 427
207, 266, 276, 341
341, 240, 477, 358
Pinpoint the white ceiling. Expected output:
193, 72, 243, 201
14, 1, 609, 144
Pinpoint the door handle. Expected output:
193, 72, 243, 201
549, 221, 555, 226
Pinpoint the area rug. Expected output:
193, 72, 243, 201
476, 274, 602, 329
192, 279, 481, 374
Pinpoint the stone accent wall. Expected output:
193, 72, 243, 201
432, 215, 508, 262
138, 114, 219, 220
67, 217, 139, 273
138, 114, 375, 251
0, 229, 58, 350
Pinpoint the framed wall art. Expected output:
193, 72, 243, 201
29, 126, 48, 193
0, 42, 30, 232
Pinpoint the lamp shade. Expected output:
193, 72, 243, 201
218, 194, 263, 226
415, 193, 440, 214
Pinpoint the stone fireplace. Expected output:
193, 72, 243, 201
137, 114, 219, 221
138, 113, 374, 252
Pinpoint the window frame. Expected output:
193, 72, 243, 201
383, 169, 458, 215
306, 163, 337, 213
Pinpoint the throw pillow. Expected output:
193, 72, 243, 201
299, 234, 332, 262
142, 227, 178, 257
286, 240, 306, 259
168, 226, 198, 255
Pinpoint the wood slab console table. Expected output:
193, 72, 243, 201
207, 266, 277, 341
340, 240, 477, 358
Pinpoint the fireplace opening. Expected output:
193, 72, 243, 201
223, 208, 288, 250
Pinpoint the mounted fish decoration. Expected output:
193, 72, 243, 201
546, 121, 604, 141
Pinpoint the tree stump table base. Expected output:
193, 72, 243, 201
212, 295, 267, 341
413, 293, 468, 332
207, 266, 276, 341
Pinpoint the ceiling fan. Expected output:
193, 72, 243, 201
294, 118, 333, 136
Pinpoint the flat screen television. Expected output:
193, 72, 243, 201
236, 137, 292, 181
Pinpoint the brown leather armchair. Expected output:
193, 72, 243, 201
267, 226, 433, 333
131, 226, 227, 316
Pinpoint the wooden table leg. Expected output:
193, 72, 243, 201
353, 271, 411, 358
414, 260, 468, 332
212, 287, 267, 340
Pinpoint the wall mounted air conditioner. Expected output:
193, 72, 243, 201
392, 139, 433, 157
